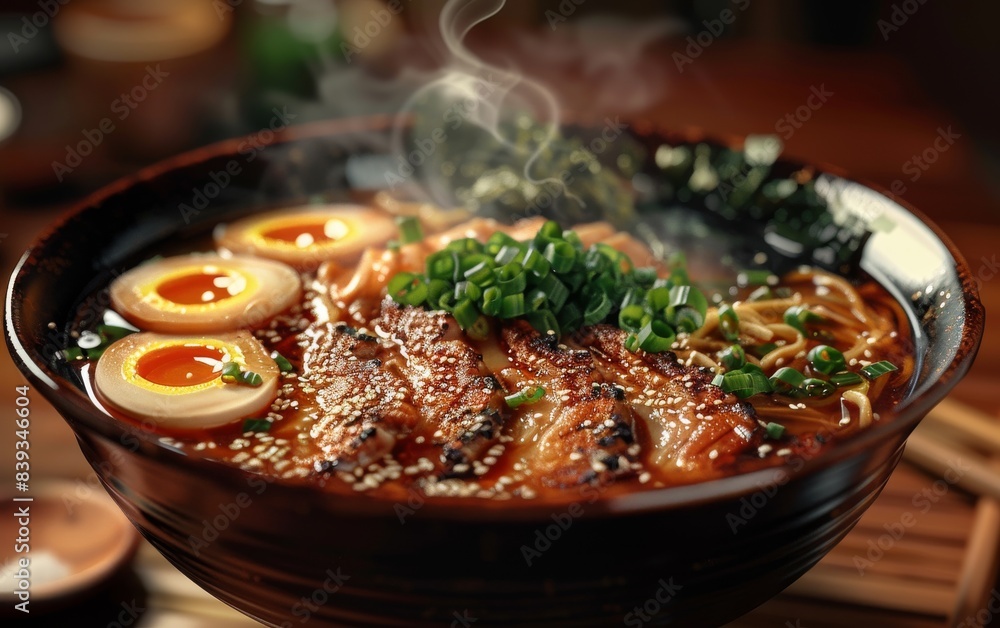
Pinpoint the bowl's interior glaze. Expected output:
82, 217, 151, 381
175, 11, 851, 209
4, 118, 984, 626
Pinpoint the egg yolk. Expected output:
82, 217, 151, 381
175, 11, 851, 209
135, 344, 226, 387
262, 219, 349, 248
156, 272, 240, 305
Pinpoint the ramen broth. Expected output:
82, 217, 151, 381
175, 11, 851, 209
69, 211, 913, 502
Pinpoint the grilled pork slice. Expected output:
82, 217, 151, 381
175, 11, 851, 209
574, 325, 762, 478
483, 320, 636, 488
301, 323, 419, 472
378, 298, 507, 470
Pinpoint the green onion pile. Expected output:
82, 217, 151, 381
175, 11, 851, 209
387, 220, 709, 351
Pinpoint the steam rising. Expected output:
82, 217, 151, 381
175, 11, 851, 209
389, 0, 574, 208
272, 0, 677, 222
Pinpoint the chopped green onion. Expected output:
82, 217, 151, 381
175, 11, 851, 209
583, 293, 612, 326
738, 269, 776, 287
801, 378, 834, 397
426, 250, 457, 281
494, 244, 523, 266
242, 418, 272, 433
496, 263, 527, 295
521, 247, 550, 278
505, 386, 546, 408
221, 362, 242, 382
462, 261, 495, 288
765, 422, 786, 440
668, 284, 708, 332
668, 284, 706, 314
713, 363, 773, 399
222, 362, 262, 387
97, 324, 136, 343
270, 351, 294, 372
718, 304, 740, 342
769, 367, 806, 395
485, 231, 519, 256
525, 288, 547, 311
543, 240, 576, 273
446, 237, 483, 255
861, 360, 898, 380
632, 266, 658, 287
455, 280, 482, 302
807, 344, 845, 375
719, 344, 746, 371
387, 272, 428, 306
620, 287, 644, 310
452, 299, 480, 329
395, 216, 423, 244
562, 229, 583, 251
537, 274, 569, 312
243, 371, 263, 387
830, 371, 863, 387
536, 220, 562, 241
61, 347, 84, 361
427, 279, 451, 306
556, 303, 582, 331
618, 304, 647, 334
461, 254, 494, 282
482, 286, 503, 316
747, 286, 773, 302
645, 286, 671, 312
784, 305, 824, 335
673, 308, 704, 334
499, 293, 526, 318
436, 291, 456, 312
523, 309, 559, 335
584, 247, 610, 273
624, 333, 640, 352
636, 319, 675, 353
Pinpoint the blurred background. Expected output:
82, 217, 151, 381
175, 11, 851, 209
1, 0, 998, 626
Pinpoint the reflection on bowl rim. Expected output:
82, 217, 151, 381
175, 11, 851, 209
4, 116, 986, 519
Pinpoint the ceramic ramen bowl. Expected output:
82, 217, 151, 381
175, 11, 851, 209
5, 117, 984, 626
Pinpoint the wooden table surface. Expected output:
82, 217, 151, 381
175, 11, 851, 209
2, 36, 998, 627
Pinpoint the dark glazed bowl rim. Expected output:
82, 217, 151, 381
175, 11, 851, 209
5, 116, 986, 519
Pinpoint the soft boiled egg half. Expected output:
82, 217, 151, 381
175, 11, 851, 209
95, 331, 278, 429
213, 205, 397, 270
110, 254, 301, 334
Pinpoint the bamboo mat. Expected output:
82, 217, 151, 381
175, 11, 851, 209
131, 399, 1000, 627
